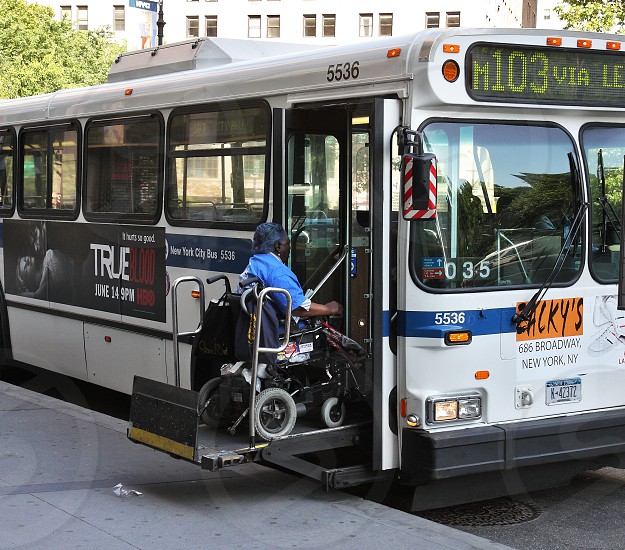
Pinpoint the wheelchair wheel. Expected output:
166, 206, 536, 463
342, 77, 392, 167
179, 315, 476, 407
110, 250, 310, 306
254, 388, 296, 440
198, 377, 226, 428
321, 397, 346, 428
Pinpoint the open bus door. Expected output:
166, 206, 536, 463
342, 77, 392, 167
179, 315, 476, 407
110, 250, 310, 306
279, 99, 402, 477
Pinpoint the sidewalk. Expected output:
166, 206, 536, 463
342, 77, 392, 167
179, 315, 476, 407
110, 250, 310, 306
0, 380, 512, 549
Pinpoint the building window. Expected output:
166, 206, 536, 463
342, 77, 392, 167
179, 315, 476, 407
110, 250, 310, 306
60, 6, 71, 20
113, 6, 125, 31
186, 16, 199, 37
303, 14, 316, 37
267, 15, 280, 38
77, 6, 88, 30
248, 15, 261, 38
359, 14, 373, 37
322, 14, 335, 37
446, 12, 460, 28
426, 12, 440, 28
380, 13, 392, 36
205, 15, 217, 37
544, 8, 551, 20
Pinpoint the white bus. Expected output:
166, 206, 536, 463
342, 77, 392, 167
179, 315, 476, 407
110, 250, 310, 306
2, 28, 625, 507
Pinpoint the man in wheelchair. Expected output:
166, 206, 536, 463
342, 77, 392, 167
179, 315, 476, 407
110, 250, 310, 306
200, 222, 364, 440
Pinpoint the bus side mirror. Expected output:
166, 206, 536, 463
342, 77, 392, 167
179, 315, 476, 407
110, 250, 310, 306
402, 152, 437, 220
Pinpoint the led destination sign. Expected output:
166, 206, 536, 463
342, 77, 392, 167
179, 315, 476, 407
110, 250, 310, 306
468, 43, 625, 106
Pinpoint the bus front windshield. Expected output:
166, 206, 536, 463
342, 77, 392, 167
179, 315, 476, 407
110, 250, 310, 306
413, 122, 582, 290
582, 125, 625, 282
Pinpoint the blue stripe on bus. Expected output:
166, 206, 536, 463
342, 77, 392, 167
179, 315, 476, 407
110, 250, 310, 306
393, 307, 517, 338
166, 233, 251, 273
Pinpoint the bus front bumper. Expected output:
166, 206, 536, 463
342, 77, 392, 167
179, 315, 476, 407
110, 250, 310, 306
400, 408, 625, 484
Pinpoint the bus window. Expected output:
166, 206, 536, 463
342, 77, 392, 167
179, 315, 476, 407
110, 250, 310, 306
85, 115, 161, 221
166, 104, 269, 226
21, 125, 78, 214
0, 129, 14, 212
414, 122, 581, 289
582, 125, 625, 281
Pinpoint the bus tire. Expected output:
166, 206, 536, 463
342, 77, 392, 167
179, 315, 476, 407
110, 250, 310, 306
321, 397, 346, 428
198, 377, 226, 428
254, 388, 296, 440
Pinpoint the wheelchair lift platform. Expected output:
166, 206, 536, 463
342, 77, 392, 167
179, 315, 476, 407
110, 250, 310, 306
128, 375, 376, 491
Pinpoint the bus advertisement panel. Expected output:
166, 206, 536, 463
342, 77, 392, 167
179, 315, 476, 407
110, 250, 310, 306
3, 220, 166, 322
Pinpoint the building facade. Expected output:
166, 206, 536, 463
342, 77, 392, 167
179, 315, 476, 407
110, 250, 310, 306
30, 0, 540, 52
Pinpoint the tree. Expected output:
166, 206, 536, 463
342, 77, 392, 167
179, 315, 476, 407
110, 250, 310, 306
554, 1, 625, 33
0, 0, 125, 98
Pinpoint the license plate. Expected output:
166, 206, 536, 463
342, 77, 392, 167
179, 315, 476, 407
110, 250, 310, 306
546, 378, 581, 405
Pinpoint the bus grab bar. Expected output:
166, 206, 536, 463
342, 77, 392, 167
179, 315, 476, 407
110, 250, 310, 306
248, 286, 292, 450
305, 244, 349, 300
171, 276, 206, 388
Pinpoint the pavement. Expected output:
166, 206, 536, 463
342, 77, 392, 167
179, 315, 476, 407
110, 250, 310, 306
0, 379, 513, 550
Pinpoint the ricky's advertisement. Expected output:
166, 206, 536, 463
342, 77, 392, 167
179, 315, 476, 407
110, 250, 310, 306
515, 295, 625, 377
4, 220, 165, 322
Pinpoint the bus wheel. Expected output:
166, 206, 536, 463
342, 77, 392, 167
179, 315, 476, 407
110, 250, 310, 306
321, 397, 346, 428
198, 377, 225, 428
254, 388, 296, 440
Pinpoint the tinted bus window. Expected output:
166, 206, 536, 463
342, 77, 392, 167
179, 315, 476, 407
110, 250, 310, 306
166, 104, 269, 225
21, 125, 78, 214
0, 129, 14, 212
85, 115, 162, 221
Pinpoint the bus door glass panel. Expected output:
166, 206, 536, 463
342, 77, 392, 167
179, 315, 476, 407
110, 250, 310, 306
582, 125, 625, 281
413, 122, 581, 289
166, 106, 269, 224
287, 133, 343, 305
351, 130, 371, 347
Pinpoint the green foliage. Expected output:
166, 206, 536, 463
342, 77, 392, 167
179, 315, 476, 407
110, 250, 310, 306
0, 0, 125, 98
554, 1, 625, 33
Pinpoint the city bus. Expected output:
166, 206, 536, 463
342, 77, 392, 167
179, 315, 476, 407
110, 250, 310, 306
2, 27, 625, 508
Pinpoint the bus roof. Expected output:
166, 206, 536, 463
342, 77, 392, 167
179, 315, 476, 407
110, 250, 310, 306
1, 27, 623, 125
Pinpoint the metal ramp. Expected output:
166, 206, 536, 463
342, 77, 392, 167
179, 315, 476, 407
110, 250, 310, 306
127, 275, 376, 488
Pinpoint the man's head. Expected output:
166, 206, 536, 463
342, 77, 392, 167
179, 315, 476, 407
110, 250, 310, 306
252, 222, 290, 262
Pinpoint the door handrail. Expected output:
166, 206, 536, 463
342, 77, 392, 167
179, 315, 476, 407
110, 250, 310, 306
248, 286, 292, 450
305, 244, 349, 300
171, 276, 205, 388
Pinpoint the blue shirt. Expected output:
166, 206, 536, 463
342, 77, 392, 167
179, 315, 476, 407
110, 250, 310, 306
240, 253, 308, 316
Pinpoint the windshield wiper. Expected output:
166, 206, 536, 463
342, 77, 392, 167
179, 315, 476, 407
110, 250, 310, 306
597, 148, 621, 251
512, 153, 588, 329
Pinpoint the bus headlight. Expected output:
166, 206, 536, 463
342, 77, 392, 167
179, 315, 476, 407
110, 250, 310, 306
427, 394, 482, 423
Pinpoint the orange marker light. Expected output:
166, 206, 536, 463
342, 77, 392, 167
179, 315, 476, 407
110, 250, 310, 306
400, 398, 407, 418
475, 370, 490, 380
442, 60, 460, 83
125, 88, 133, 96
547, 37, 562, 46
607, 41, 621, 51
444, 330, 472, 345
191, 290, 201, 299
442, 43, 460, 54
577, 39, 592, 48
387, 48, 401, 58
